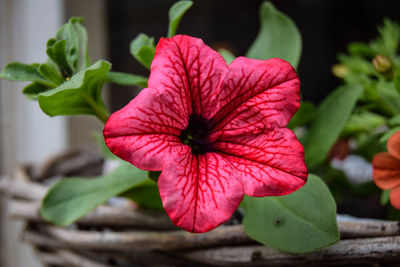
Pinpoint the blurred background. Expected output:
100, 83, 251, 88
1, 0, 400, 266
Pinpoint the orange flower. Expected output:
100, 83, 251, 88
373, 131, 400, 209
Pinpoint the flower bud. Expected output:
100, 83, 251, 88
372, 55, 392, 73
331, 64, 349, 78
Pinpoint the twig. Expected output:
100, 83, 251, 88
181, 236, 400, 266
35, 249, 113, 267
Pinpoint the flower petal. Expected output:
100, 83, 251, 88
158, 151, 243, 233
372, 152, 400, 190
149, 35, 228, 119
211, 57, 300, 138
389, 186, 400, 210
387, 131, 400, 161
214, 128, 307, 196
104, 87, 188, 170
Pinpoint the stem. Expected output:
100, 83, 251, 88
82, 93, 109, 124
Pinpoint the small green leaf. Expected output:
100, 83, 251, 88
393, 65, 400, 94
38, 63, 63, 85
106, 71, 148, 87
388, 115, 400, 126
38, 60, 110, 123
303, 85, 363, 169
22, 82, 51, 100
168, 1, 193, 37
120, 179, 163, 211
246, 1, 302, 68
41, 162, 149, 226
242, 174, 339, 254
0, 62, 48, 83
377, 79, 400, 115
381, 190, 390, 205
130, 34, 155, 69
379, 126, 400, 143
347, 42, 375, 58
47, 40, 72, 78
218, 49, 236, 65
287, 101, 316, 129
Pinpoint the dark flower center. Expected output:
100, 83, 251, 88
180, 114, 213, 155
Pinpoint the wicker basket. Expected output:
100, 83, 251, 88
1, 150, 400, 266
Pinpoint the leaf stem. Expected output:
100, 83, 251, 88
83, 93, 109, 124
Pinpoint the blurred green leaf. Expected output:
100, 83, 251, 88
381, 190, 390, 206
242, 174, 339, 253
130, 34, 156, 69
218, 49, 236, 65
303, 85, 363, 169
41, 162, 148, 226
379, 126, 400, 143
377, 79, 400, 115
347, 42, 375, 58
121, 179, 163, 211
342, 110, 386, 135
38, 60, 110, 123
168, 0, 193, 37
370, 19, 400, 57
246, 1, 301, 68
148, 171, 161, 183
388, 115, 400, 126
92, 132, 119, 160
287, 101, 315, 129
106, 71, 148, 87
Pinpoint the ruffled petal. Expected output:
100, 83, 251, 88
149, 35, 228, 119
158, 151, 243, 233
389, 186, 400, 210
372, 152, 400, 190
387, 131, 400, 161
210, 57, 300, 138
214, 128, 307, 197
104, 87, 188, 170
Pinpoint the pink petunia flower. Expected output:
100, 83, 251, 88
104, 35, 308, 233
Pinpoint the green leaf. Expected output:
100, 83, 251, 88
47, 40, 73, 78
168, 1, 193, 37
242, 174, 339, 254
38, 60, 110, 123
342, 110, 386, 135
379, 126, 400, 143
246, 1, 302, 68
130, 34, 155, 69
303, 85, 363, 169
0, 62, 48, 83
377, 79, 400, 115
218, 49, 236, 65
287, 101, 315, 129
22, 82, 51, 100
347, 42, 375, 58
120, 179, 163, 211
388, 115, 400, 126
41, 162, 149, 226
38, 63, 63, 85
381, 190, 390, 205
106, 71, 148, 87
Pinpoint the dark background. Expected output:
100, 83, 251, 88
106, 0, 400, 111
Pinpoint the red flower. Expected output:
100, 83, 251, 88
373, 131, 400, 209
104, 35, 308, 233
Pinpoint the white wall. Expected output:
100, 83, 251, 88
0, 0, 66, 266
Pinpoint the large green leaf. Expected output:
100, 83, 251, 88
167, 0, 193, 37
242, 174, 339, 253
38, 60, 110, 122
246, 1, 302, 68
130, 34, 155, 69
41, 162, 149, 226
106, 71, 148, 87
303, 85, 363, 169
